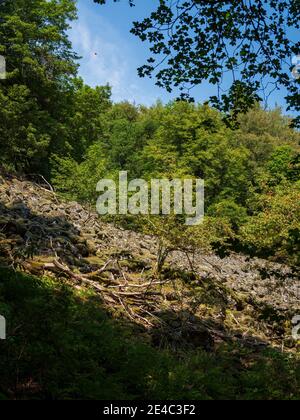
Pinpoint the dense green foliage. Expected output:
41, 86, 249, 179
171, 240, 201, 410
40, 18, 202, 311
51, 100, 300, 266
0, 0, 298, 267
0, 0, 111, 175
1, 267, 299, 400
0, 0, 79, 173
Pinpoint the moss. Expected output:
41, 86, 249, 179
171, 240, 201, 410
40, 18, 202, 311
83, 256, 107, 266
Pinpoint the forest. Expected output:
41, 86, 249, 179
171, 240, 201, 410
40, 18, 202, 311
0, 0, 299, 401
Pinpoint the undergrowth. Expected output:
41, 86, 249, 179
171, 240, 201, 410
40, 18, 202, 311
0, 267, 299, 400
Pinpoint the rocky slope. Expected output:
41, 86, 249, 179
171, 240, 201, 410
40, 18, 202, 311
0, 173, 299, 352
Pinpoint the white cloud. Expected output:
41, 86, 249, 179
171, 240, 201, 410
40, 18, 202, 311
70, 19, 126, 100
69, 14, 158, 105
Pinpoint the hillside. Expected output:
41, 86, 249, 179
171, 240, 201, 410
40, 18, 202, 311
1, 0, 299, 402
0, 173, 299, 400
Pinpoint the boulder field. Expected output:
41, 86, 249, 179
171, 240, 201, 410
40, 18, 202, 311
0, 173, 299, 351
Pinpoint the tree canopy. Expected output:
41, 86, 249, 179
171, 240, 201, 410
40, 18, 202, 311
52, 99, 300, 265
0, 0, 79, 173
95, 0, 300, 126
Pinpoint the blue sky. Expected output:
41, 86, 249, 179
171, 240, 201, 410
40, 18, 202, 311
69, 0, 169, 105
69, 0, 298, 113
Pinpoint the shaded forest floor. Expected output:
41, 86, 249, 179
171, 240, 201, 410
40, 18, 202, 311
0, 173, 299, 400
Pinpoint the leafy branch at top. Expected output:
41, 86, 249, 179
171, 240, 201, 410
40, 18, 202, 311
95, 0, 300, 126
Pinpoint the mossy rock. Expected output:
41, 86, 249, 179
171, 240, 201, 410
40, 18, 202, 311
83, 256, 107, 267
162, 267, 197, 283
86, 240, 97, 256
119, 257, 151, 271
